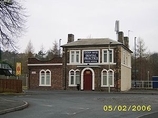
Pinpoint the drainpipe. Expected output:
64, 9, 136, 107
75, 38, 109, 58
63, 48, 67, 90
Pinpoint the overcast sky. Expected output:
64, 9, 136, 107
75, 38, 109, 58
18, 0, 158, 53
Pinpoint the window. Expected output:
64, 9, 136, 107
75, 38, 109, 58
128, 54, 131, 67
101, 69, 114, 87
103, 50, 107, 62
122, 50, 131, 67
76, 51, 79, 63
70, 50, 80, 63
101, 69, 108, 86
123, 51, 126, 64
70, 70, 75, 85
41, 71, 45, 85
108, 70, 113, 85
71, 51, 75, 63
109, 50, 112, 63
69, 69, 80, 86
46, 70, 51, 85
39, 69, 51, 86
102, 49, 113, 63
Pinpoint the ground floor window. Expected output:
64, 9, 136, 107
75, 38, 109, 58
69, 69, 80, 86
39, 69, 51, 86
101, 69, 114, 87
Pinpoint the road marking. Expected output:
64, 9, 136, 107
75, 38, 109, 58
42, 104, 53, 107
62, 107, 90, 115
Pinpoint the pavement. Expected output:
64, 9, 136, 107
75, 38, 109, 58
0, 89, 157, 115
0, 97, 28, 115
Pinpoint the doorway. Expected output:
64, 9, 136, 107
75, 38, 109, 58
83, 70, 92, 90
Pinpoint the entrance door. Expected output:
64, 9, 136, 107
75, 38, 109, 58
84, 70, 92, 90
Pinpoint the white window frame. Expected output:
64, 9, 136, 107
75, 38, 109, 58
102, 49, 114, 63
128, 53, 131, 67
101, 69, 108, 87
101, 69, 114, 87
39, 69, 51, 86
123, 50, 126, 64
122, 50, 131, 67
69, 69, 80, 86
70, 50, 80, 64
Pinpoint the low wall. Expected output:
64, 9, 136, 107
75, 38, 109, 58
0, 79, 22, 93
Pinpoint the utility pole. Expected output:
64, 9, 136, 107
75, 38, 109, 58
108, 41, 112, 93
134, 37, 137, 87
59, 39, 62, 57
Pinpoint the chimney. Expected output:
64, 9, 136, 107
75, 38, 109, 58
118, 31, 124, 44
67, 34, 74, 43
124, 37, 129, 48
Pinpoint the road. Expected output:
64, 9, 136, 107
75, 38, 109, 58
0, 91, 158, 118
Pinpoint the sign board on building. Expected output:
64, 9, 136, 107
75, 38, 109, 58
16, 62, 21, 76
83, 50, 99, 63
31, 71, 36, 74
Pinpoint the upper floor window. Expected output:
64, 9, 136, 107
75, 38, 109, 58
122, 50, 131, 67
102, 49, 114, 63
123, 51, 126, 64
101, 69, 114, 87
39, 69, 51, 86
70, 50, 80, 63
69, 69, 80, 86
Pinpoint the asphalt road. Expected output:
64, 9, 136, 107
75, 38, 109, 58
0, 91, 158, 118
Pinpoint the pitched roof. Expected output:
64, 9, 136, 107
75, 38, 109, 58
28, 57, 62, 64
61, 38, 122, 47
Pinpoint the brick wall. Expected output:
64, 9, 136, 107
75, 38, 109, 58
28, 57, 63, 90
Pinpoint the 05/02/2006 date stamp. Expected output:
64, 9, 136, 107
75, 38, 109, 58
103, 105, 152, 112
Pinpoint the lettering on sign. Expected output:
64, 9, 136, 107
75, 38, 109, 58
83, 51, 99, 63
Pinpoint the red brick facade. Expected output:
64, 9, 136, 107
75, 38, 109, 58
27, 33, 132, 91
28, 57, 63, 90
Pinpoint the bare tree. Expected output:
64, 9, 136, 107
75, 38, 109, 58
25, 40, 34, 58
47, 40, 59, 60
35, 45, 47, 60
136, 38, 148, 80
149, 53, 158, 77
0, 0, 26, 49
136, 38, 147, 58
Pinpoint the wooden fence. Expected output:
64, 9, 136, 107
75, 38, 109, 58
0, 79, 22, 93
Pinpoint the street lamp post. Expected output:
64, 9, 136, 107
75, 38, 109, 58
134, 37, 137, 87
108, 42, 112, 93
59, 39, 62, 57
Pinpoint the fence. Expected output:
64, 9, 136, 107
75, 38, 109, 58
131, 80, 158, 89
0, 79, 22, 93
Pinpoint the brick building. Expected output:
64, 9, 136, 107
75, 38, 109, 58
28, 57, 63, 90
28, 32, 132, 91
61, 33, 132, 91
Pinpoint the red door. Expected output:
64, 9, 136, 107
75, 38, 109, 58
84, 70, 92, 90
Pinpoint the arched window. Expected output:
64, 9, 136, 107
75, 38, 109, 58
46, 70, 51, 85
101, 69, 108, 87
101, 69, 114, 87
69, 69, 75, 85
39, 69, 51, 86
69, 69, 80, 86
108, 70, 114, 86
75, 70, 80, 85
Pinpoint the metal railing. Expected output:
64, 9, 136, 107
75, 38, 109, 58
131, 80, 158, 89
